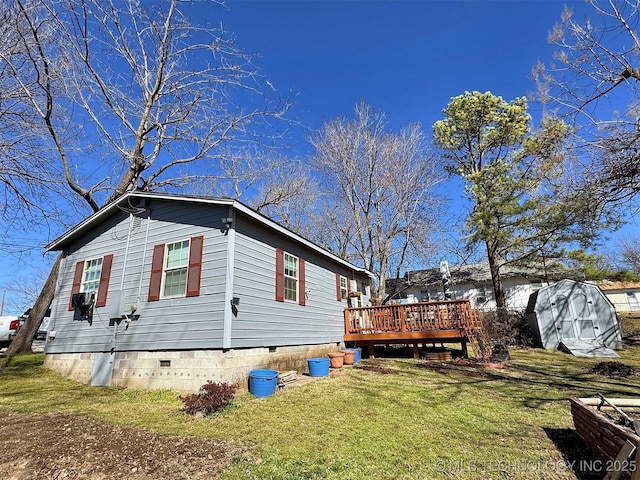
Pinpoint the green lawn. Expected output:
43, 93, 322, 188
2, 347, 640, 479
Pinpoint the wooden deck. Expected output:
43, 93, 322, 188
343, 299, 489, 359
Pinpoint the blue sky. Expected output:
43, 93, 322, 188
2, 0, 637, 315
212, 1, 636, 241
213, 0, 589, 139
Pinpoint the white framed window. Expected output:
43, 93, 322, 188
163, 239, 190, 298
148, 236, 203, 302
81, 258, 103, 293
420, 289, 442, 301
627, 292, 640, 311
284, 252, 298, 302
340, 275, 348, 300
475, 285, 491, 305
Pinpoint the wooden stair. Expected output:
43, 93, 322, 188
464, 311, 492, 360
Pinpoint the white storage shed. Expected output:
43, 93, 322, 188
526, 279, 622, 351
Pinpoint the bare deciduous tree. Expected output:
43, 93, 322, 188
309, 101, 444, 301
187, 146, 316, 232
3, 0, 291, 354
534, 0, 640, 207
618, 235, 640, 273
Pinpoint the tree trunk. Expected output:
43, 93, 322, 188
486, 244, 506, 312
5, 254, 61, 356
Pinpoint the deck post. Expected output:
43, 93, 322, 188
365, 341, 375, 359
461, 339, 468, 358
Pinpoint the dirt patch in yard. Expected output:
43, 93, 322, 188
587, 361, 637, 378
353, 360, 396, 375
0, 411, 255, 480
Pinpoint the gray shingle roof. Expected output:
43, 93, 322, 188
394, 262, 567, 289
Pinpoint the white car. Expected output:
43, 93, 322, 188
0, 316, 20, 346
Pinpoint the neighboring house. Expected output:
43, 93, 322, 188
389, 263, 565, 311
44, 192, 373, 392
597, 281, 640, 316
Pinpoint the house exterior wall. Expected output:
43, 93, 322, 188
599, 287, 640, 313
405, 278, 545, 311
44, 195, 371, 391
230, 215, 363, 348
46, 201, 230, 354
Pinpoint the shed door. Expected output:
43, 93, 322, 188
571, 291, 596, 339
552, 290, 597, 341
552, 293, 577, 340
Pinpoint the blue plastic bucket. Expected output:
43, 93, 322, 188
344, 347, 361, 363
307, 357, 330, 377
249, 369, 279, 397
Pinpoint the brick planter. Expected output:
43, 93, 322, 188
570, 397, 640, 463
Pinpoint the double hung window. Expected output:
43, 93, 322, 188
163, 240, 190, 298
283, 253, 299, 302
148, 236, 204, 301
275, 249, 306, 306
339, 276, 348, 301
81, 258, 103, 293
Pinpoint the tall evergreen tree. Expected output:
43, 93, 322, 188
433, 91, 603, 312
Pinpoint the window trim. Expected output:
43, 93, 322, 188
283, 252, 299, 303
148, 236, 204, 302
335, 274, 348, 301
161, 239, 191, 299
275, 248, 305, 306
81, 257, 103, 293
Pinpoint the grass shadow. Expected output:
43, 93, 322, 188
543, 427, 604, 480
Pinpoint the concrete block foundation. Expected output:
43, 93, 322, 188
44, 342, 344, 393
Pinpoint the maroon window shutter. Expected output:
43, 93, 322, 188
336, 273, 342, 301
95, 254, 113, 307
186, 235, 204, 297
69, 261, 85, 310
275, 248, 284, 302
148, 244, 165, 302
298, 258, 306, 306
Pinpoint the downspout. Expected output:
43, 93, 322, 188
135, 209, 152, 306
223, 207, 236, 350
119, 213, 134, 291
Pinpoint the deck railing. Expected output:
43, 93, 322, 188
344, 299, 476, 335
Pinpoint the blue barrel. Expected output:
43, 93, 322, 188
344, 347, 361, 363
249, 369, 279, 397
307, 357, 330, 377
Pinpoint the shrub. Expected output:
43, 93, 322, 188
480, 309, 533, 348
618, 313, 640, 339
180, 381, 237, 416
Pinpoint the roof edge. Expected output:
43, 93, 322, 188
46, 191, 374, 278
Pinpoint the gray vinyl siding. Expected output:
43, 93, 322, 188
47, 195, 371, 355
47, 201, 230, 354
230, 216, 355, 348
